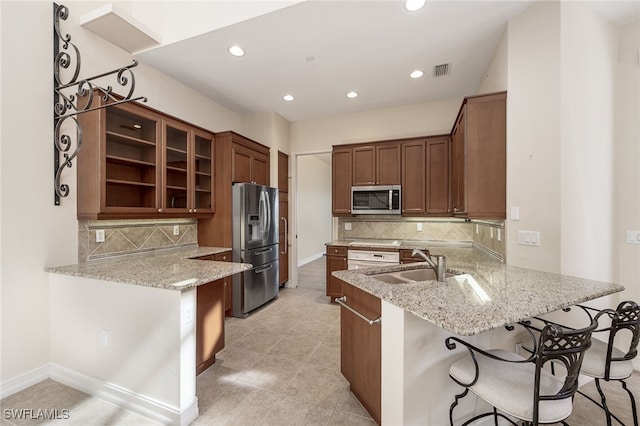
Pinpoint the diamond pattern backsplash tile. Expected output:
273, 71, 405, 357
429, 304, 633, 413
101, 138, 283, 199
79, 219, 198, 262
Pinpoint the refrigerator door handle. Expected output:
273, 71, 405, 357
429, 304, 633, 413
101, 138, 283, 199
255, 264, 273, 274
264, 190, 271, 240
259, 191, 267, 236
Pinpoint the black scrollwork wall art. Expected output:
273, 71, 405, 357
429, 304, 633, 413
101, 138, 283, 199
53, 3, 147, 205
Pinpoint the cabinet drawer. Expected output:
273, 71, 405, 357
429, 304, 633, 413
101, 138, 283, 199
213, 251, 231, 262
326, 246, 347, 257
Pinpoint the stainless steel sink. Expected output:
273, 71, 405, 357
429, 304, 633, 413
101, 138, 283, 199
369, 267, 457, 284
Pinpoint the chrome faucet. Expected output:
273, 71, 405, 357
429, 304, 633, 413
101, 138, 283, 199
412, 248, 447, 283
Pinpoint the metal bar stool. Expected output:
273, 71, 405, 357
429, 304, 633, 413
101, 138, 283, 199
574, 301, 639, 426
445, 316, 599, 426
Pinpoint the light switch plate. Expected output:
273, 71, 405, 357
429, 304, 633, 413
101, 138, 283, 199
510, 206, 520, 221
173, 225, 180, 236
344, 223, 352, 231
96, 229, 105, 243
417, 223, 423, 231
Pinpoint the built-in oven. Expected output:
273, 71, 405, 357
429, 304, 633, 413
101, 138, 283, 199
351, 185, 401, 215
347, 249, 400, 270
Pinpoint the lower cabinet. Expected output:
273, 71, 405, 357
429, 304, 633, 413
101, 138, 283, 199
196, 279, 225, 375
339, 280, 381, 425
326, 245, 348, 302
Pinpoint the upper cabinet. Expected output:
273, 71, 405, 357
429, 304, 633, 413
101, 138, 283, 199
162, 119, 215, 215
230, 135, 269, 186
401, 136, 450, 216
77, 94, 215, 219
352, 142, 400, 186
332, 147, 353, 216
450, 92, 506, 219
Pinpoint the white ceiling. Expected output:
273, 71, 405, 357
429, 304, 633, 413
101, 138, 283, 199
136, 0, 639, 123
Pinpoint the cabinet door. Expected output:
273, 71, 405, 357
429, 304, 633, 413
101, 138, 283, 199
465, 93, 506, 219
352, 146, 376, 186
252, 150, 270, 186
450, 108, 466, 215
340, 281, 381, 425
376, 143, 400, 185
102, 104, 161, 214
196, 280, 225, 375
332, 148, 352, 215
163, 119, 191, 213
213, 251, 232, 313
277, 151, 289, 192
326, 246, 347, 301
426, 137, 450, 215
231, 143, 253, 184
401, 140, 426, 215
193, 130, 214, 214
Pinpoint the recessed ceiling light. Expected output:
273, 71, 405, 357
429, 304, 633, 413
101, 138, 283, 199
228, 45, 245, 57
283, 94, 294, 101
405, 0, 426, 11
346, 91, 358, 99
410, 70, 424, 79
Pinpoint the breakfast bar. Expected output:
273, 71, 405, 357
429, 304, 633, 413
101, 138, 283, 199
332, 246, 625, 425
46, 246, 252, 425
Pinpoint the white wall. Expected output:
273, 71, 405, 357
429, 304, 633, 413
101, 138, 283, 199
0, 1, 256, 391
505, 1, 562, 272
242, 111, 291, 186
296, 153, 332, 265
475, 28, 508, 94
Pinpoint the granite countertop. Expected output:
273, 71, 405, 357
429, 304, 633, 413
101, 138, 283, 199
332, 246, 625, 336
46, 246, 252, 292
327, 239, 472, 250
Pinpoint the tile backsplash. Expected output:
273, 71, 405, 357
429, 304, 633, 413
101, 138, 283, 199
78, 219, 198, 262
336, 216, 504, 260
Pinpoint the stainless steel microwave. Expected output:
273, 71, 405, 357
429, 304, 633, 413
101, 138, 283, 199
351, 185, 401, 214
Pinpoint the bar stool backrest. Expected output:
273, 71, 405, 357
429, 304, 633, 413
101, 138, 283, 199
605, 301, 640, 379
536, 321, 597, 402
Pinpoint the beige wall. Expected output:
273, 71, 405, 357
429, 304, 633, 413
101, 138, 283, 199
0, 1, 253, 389
505, 1, 562, 272
614, 19, 640, 308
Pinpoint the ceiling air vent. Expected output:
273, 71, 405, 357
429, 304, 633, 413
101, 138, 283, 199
433, 63, 451, 77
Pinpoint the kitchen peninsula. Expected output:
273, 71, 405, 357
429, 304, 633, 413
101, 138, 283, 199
332, 246, 624, 425
46, 246, 252, 426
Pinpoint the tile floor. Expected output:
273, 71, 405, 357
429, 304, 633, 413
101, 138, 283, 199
1, 257, 638, 425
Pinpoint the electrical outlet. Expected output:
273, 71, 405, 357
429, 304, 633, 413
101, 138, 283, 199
417, 223, 423, 231
96, 229, 105, 243
497, 228, 502, 241
183, 306, 194, 324
173, 225, 180, 236
475, 224, 479, 234
626, 230, 640, 244
344, 223, 352, 231
490, 227, 494, 239
517, 230, 540, 246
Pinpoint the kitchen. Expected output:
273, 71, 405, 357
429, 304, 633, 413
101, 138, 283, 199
1, 1, 639, 426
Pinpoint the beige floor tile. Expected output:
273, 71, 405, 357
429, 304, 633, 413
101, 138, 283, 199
335, 387, 372, 418
234, 354, 303, 393
283, 364, 348, 407
329, 409, 378, 426
260, 393, 335, 426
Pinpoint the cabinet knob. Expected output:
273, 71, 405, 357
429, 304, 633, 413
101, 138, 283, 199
193, 209, 197, 213
158, 208, 163, 213
189, 209, 193, 213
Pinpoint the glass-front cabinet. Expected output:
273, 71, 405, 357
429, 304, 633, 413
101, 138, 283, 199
77, 91, 214, 219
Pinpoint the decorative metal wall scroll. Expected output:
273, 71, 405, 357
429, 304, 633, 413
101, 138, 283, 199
53, 2, 147, 205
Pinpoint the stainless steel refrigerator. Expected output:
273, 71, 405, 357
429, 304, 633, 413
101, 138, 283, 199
231, 182, 279, 318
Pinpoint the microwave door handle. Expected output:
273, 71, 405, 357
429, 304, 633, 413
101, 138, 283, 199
388, 190, 392, 210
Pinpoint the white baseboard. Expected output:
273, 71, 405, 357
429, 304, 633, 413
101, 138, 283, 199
298, 252, 324, 267
0, 364, 50, 400
48, 363, 198, 426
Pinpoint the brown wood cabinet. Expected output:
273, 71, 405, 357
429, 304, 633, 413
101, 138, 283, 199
76, 94, 214, 219
198, 131, 270, 247
401, 136, 450, 216
326, 245, 348, 302
196, 279, 225, 375
278, 151, 289, 286
450, 92, 507, 219
399, 249, 421, 264
332, 147, 352, 216
352, 143, 400, 186
339, 280, 381, 425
